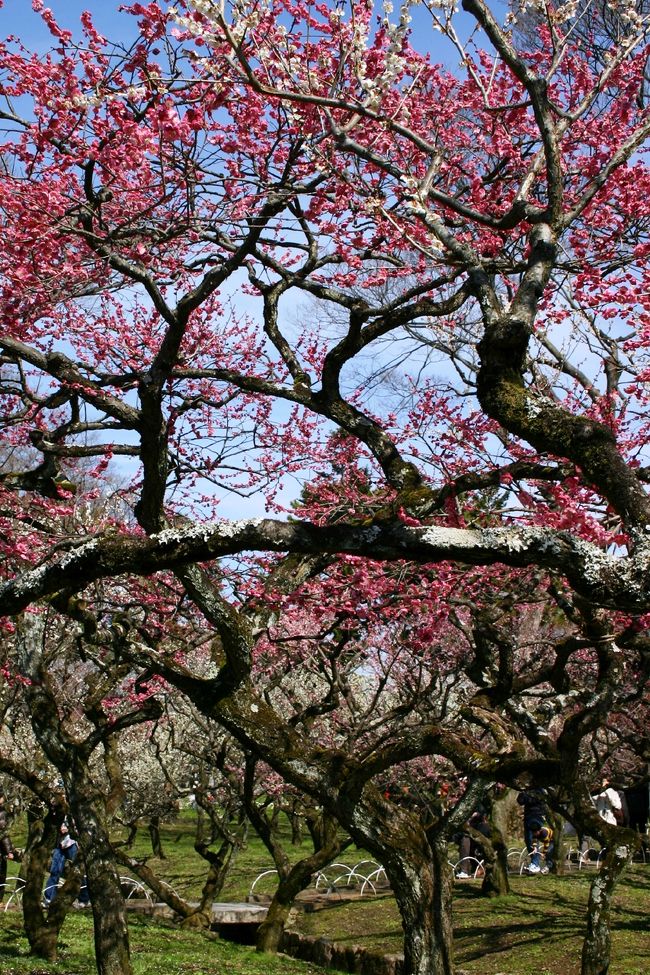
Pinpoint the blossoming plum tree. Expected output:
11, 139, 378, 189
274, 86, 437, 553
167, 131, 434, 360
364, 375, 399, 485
1, 1, 650, 974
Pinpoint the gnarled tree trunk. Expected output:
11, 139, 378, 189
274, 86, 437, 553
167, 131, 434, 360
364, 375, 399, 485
482, 787, 517, 896
20, 803, 67, 962
18, 612, 133, 975
243, 756, 349, 956
256, 826, 345, 953
469, 824, 509, 898
256, 861, 312, 953
115, 849, 196, 918
65, 774, 133, 975
547, 807, 565, 875
581, 839, 636, 975
383, 835, 454, 975
345, 790, 463, 975
148, 816, 164, 859
188, 835, 239, 928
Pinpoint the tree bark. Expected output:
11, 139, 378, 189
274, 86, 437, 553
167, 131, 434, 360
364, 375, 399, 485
65, 771, 133, 975
192, 835, 238, 921
471, 825, 509, 897
289, 803, 303, 846
181, 680, 495, 975
547, 807, 565, 875
256, 830, 344, 954
256, 865, 307, 953
385, 836, 454, 975
343, 790, 459, 975
244, 757, 348, 956
124, 822, 138, 849
148, 816, 164, 859
117, 833, 238, 930
115, 850, 195, 918
581, 840, 635, 975
21, 804, 65, 962
17, 612, 134, 975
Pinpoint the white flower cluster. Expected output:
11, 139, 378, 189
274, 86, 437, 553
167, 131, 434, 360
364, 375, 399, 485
170, 2, 224, 46
609, 0, 650, 31
355, 1, 417, 104
508, 0, 649, 31
399, 174, 419, 189
176, 0, 273, 47
61, 85, 151, 111
506, 0, 548, 19
424, 0, 458, 10
553, 0, 580, 20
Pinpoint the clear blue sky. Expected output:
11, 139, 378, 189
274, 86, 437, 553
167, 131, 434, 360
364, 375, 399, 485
1, 1, 140, 48
0, 1, 497, 63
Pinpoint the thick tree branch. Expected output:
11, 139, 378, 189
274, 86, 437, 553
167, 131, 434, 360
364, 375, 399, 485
2, 518, 649, 616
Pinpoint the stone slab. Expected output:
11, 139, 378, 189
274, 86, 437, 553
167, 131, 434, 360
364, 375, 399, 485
126, 900, 268, 924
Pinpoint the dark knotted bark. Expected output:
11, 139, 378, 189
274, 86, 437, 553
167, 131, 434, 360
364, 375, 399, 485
256, 859, 316, 954
187, 835, 239, 928
380, 833, 454, 975
66, 780, 133, 975
566, 783, 641, 975
581, 839, 636, 975
256, 828, 345, 954
345, 785, 477, 975
18, 612, 133, 975
21, 803, 67, 962
467, 823, 509, 897
114, 849, 196, 918
148, 816, 164, 859
243, 756, 349, 955
117, 831, 239, 930
547, 808, 565, 876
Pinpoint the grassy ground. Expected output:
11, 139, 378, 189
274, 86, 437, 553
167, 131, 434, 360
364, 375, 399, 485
1, 812, 648, 975
295, 867, 650, 975
0, 911, 328, 975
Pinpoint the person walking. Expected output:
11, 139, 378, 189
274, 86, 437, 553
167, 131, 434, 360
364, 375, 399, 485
529, 820, 554, 874
593, 778, 623, 826
0, 792, 16, 904
43, 822, 88, 907
517, 787, 550, 874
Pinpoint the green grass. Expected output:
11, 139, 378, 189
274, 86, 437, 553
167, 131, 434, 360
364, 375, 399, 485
294, 865, 650, 975
112, 811, 369, 904
1, 813, 649, 975
0, 911, 330, 975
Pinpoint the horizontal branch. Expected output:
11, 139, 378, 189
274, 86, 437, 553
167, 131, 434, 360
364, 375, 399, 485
0, 517, 646, 617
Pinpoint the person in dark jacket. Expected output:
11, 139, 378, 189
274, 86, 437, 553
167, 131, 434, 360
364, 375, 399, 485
454, 809, 491, 879
624, 783, 649, 833
529, 820, 554, 874
43, 822, 88, 907
0, 792, 16, 904
517, 788, 549, 874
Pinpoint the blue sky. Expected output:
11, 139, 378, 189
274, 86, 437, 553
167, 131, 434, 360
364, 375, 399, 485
0, 0, 138, 46
0, 0, 503, 520
0, 1, 492, 62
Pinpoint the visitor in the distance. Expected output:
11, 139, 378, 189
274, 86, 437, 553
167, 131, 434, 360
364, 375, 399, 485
517, 787, 550, 875
43, 821, 90, 908
0, 791, 16, 904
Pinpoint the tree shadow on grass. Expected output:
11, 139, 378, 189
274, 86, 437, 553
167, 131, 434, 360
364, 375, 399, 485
611, 910, 650, 933
298, 897, 403, 946
614, 874, 650, 895
0, 921, 26, 959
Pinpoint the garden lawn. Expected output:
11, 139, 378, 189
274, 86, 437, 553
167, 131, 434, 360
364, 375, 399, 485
0, 911, 329, 975
294, 865, 650, 975
2, 814, 649, 975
